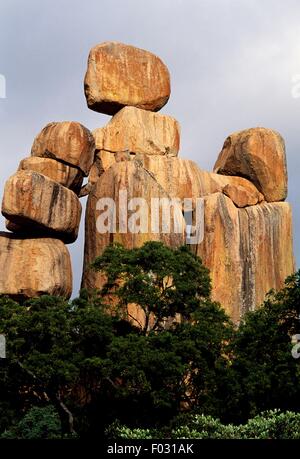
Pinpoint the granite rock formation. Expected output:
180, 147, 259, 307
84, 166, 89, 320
31, 121, 95, 176
18, 157, 83, 194
2, 171, 82, 244
82, 147, 295, 323
0, 120, 93, 299
0, 232, 72, 300
93, 106, 180, 157
0, 41, 295, 320
85, 155, 264, 208
82, 160, 186, 291
214, 127, 287, 202
81, 43, 295, 323
195, 193, 294, 323
84, 42, 170, 115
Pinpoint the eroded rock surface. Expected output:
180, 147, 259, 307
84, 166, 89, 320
82, 152, 294, 323
31, 121, 95, 176
82, 160, 186, 291
214, 127, 287, 202
195, 194, 295, 323
2, 171, 82, 243
84, 42, 170, 115
18, 157, 83, 194
0, 232, 72, 300
93, 107, 180, 157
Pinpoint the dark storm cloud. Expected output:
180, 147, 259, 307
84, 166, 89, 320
0, 0, 299, 295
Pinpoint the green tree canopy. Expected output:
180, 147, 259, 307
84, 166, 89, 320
230, 271, 300, 421
0, 243, 299, 439
0, 243, 234, 437
91, 241, 212, 334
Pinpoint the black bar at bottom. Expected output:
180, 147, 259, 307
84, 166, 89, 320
1, 439, 300, 456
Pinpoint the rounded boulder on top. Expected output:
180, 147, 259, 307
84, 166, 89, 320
84, 41, 171, 115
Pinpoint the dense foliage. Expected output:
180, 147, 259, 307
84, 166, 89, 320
0, 242, 299, 439
91, 242, 211, 334
110, 410, 300, 439
1, 406, 62, 439
229, 271, 300, 422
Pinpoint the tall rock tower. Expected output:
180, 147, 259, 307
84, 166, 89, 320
0, 40, 294, 325
0, 122, 95, 300
82, 41, 295, 323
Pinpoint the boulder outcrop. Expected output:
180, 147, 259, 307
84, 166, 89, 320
2, 171, 82, 243
213, 127, 287, 202
0, 42, 295, 320
0, 232, 72, 300
85, 154, 264, 208
84, 42, 170, 115
82, 142, 294, 322
82, 160, 186, 291
18, 157, 83, 194
140, 156, 264, 208
93, 106, 180, 157
31, 121, 95, 176
194, 194, 294, 322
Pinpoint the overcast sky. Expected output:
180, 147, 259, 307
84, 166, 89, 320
0, 0, 299, 296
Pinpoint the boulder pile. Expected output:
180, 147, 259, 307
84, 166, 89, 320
0, 121, 95, 299
0, 41, 295, 324
81, 42, 295, 324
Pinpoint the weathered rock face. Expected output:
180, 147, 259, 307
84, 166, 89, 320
195, 193, 242, 322
217, 176, 264, 208
31, 121, 95, 176
85, 154, 264, 208
89, 150, 117, 184
2, 171, 82, 243
18, 157, 83, 194
0, 39, 293, 321
138, 156, 264, 208
84, 42, 171, 115
238, 202, 295, 315
93, 106, 180, 157
82, 149, 294, 322
82, 160, 186, 291
213, 127, 287, 202
195, 193, 295, 323
0, 232, 72, 300
79, 149, 129, 197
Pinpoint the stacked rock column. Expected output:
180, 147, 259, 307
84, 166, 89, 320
81, 41, 295, 324
82, 42, 184, 287
82, 42, 185, 326
0, 121, 95, 300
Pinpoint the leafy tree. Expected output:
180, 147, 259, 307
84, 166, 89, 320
89, 242, 235, 426
0, 294, 127, 437
91, 242, 211, 334
173, 300, 235, 420
110, 409, 300, 440
2, 244, 299, 438
1, 405, 62, 439
90, 301, 234, 430
0, 243, 234, 436
230, 271, 300, 421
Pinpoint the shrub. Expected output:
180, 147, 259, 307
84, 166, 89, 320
1, 405, 62, 439
109, 410, 300, 439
